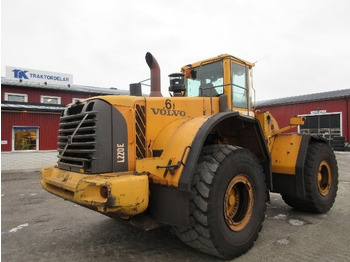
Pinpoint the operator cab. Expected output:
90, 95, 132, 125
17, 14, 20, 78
171, 54, 255, 113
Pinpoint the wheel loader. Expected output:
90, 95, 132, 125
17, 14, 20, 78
41, 52, 338, 259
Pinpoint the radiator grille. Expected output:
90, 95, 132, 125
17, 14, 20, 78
57, 99, 126, 174
135, 104, 146, 159
58, 111, 97, 169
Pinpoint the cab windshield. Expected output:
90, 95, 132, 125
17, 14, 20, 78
186, 61, 223, 97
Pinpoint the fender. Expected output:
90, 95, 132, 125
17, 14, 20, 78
178, 111, 272, 191
147, 111, 271, 227
136, 115, 210, 186
271, 134, 328, 198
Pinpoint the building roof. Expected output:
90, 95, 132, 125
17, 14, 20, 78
257, 88, 350, 107
1, 77, 129, 95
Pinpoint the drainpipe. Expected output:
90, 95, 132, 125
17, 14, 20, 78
345, 97, 349, 142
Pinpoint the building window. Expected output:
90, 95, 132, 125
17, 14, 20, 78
13, 126, 39, 151
41, 95, 61, 104
299, 112, 342, 139
5, 93, 28, 102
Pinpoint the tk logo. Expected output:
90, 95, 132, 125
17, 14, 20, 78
12, 69, 29, 79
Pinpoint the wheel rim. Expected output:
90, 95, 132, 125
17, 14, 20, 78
224, 174, 254, 231
317, 160, 332, 196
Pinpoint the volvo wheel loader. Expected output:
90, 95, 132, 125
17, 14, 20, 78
41, 52, 338, 259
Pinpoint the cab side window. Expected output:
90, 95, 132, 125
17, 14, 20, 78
232, 63, 248, 108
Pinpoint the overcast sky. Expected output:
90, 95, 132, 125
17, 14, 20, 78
2, 0, 350, 101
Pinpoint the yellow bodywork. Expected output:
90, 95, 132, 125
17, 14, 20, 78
136, 115, 210, 186
41, 166, 149, 216
256, 111, 306, 175
107, 96, 219, 186
41, 96, 218, 216
270, 134, 303, 175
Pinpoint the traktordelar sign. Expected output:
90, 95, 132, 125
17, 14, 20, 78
6, 66, 73, 86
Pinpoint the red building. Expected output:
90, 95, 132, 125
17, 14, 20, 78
257, 89, 350, 149
1, 76, 128, 152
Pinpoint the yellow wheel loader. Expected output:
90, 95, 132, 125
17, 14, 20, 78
41, 52, 338, 259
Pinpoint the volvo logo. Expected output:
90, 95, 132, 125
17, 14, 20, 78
150, 99, 186, 117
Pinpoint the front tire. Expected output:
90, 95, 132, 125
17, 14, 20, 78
174, 145, 267, 259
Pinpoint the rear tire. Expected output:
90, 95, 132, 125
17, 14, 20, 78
282, 142, 338, 213
173, 145, 267, 259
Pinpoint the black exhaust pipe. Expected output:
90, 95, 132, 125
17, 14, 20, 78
145, 52, 162, 97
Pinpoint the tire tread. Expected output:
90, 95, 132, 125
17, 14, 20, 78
174, 145, 266, 259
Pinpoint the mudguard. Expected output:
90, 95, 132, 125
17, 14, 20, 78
179, 111, 272, 191
271, 134, 328, 198
149, 111, 271, 227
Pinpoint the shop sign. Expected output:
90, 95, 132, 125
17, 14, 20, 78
310, 109, 327, 115
6, 66, 73, 86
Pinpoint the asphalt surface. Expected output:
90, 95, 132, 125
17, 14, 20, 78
1, 151, 57, 173
1, 152, 350, 261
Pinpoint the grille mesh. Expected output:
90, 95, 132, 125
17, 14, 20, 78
58, 110, 97, 169
135, 104, 146, 159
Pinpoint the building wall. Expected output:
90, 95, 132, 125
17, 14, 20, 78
1, 78, 125, 152
257, 97, 349, 142
1, 85, 96, 104
1, 111, 60, 151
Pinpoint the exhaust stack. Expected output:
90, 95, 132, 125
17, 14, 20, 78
145, 52, 162, 97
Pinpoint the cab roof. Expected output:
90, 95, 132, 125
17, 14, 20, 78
182, 54, 255, 71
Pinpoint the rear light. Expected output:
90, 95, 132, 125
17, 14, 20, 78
100, 186, 109, 198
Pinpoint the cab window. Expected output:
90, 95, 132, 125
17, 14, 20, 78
232, 62, 248, 108
186, 61, 223, 97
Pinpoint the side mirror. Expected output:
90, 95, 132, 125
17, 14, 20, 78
184, 68, 197, 79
